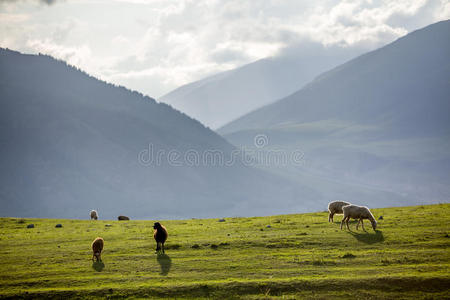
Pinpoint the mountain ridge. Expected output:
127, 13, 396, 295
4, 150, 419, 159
160, 44, 364, 129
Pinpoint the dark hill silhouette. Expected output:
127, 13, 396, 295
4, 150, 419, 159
0, 48, 321, 219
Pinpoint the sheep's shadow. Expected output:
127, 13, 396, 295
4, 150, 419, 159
156, 253, 171, 276
347, 230, 384, 244
92, 261, 105, 272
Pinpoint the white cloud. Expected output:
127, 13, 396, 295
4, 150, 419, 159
26, 39, 93, 70
1, 0, 448, 98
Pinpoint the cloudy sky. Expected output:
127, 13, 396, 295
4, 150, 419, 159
1, 0, 449, 98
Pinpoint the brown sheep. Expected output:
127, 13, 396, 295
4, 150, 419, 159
91, 237, 104, 262
90, 210, 98, 220
153, 222, 168, 253
328, 201, 351, 222
118, 215, 130, 221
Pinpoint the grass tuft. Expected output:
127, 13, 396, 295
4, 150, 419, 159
342, 253, 356, 259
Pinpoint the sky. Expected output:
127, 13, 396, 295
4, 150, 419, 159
1, 0, 449, 98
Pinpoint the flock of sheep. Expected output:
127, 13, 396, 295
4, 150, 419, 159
328, 202, 378, 231
89, 210, 168, 262
89, 202, 377, 262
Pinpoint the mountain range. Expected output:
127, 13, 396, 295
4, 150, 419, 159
159, 43, 364, 129
1, 20, 448, 219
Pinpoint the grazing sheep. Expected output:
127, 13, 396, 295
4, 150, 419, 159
118, 215, 130, 221
153, 222, 168, 253
90, 210, 98, 220
328, 201, 351, 222
91, 237, 104, 262
341, 205, 377, 231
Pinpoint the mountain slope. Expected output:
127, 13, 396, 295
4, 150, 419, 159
0, 48, 323, 219
219, 20, 450, 204
159, 44, 364, 129
220, 20, 450, 135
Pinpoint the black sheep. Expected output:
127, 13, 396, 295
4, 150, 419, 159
153, 222, 168, 253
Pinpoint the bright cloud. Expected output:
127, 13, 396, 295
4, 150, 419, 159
1, 0, 449, 98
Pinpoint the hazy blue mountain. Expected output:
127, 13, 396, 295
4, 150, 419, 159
159, 43, 364, 129
0, 48, 335, 219
219, 20, 450, 205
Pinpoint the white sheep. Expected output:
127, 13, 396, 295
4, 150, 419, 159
340, 205, 377, 231
328, 201, 351, 222
90, 210, 98, 220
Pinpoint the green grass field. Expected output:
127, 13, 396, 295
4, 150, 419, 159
1, 204, 449, 299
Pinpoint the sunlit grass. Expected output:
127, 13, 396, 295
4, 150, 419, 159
0, 204, 449, 298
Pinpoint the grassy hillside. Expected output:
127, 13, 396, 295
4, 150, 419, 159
0, 204, 449, 299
